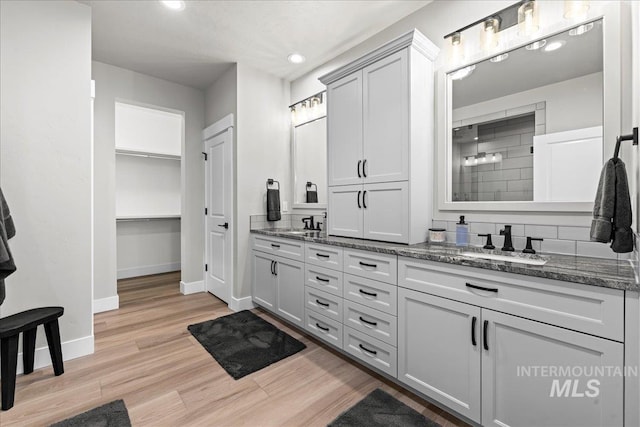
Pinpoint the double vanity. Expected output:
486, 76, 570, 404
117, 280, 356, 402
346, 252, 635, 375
251, 227, 637, 427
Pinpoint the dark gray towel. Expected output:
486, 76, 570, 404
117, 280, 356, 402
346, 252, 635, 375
0, 188, 16, 305
590, 159, 634, 253
306, 190, 318, 203
267, 188, 281, 221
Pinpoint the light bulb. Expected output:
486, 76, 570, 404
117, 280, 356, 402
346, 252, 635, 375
481, 18, 500, 53
298, 102, 308, 123
564, 0, 590, 20
290, 107, 297, 125
448, 32, 465, 66
450, 65, 475, 81
518, 1, 539, 37
161, 0, 185, 11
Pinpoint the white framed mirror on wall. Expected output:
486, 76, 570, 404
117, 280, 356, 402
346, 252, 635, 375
437, 1, 622, 213
290, 92, 327, 209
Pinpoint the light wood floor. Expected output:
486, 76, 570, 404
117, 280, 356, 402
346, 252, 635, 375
2, 272, 470, 426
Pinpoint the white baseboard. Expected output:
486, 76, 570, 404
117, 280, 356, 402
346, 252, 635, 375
15, 334, 94, 375
180, 280, 204, 295
93, 295, 119, 313
229, 295, 255, 312
117, 262, 181, 280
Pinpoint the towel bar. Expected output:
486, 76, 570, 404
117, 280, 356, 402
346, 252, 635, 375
266, 179, 280, 190
613, 127, 638, 160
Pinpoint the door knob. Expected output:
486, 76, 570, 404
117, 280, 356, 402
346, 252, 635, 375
218, 222, 229, 229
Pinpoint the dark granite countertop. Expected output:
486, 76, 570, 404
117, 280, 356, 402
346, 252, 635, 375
251, 228, 639, 292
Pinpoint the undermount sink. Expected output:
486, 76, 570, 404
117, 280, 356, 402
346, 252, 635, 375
280, 229, 324, 237
460, 251, 548, 266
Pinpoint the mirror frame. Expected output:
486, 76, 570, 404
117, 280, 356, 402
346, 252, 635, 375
291, 116, 328, 210
437, 3, 621, 213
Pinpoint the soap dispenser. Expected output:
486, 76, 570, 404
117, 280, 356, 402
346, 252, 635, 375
456, 215, 469, 247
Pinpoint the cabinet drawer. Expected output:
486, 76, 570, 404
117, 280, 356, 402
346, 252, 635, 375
343, 326, 397, 377
305, 264, 343, 296
344, 249, 397, 284
399, 258, 625, 341
306, 243, 343, 271
306, 311, 342, 349
252, 235, 304, 261
343, 300, 397, 346
305, 287, 343, 322
344, 274, 397, 315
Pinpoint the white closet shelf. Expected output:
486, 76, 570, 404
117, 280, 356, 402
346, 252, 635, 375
116, 214, 181, 222
116, 148, 181, 161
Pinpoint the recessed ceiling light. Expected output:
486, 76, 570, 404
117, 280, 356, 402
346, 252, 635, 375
525, 39, 546, 50
287, 53, 306, 64
490, 53, 509, 63
161, 1, 185, 11
450, 65, 475, 80
544, 40, 566, 52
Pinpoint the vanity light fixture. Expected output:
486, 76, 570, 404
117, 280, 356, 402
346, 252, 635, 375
160, 0, 185, 11
481, 17, 501, 53
544, 40, 566, 52
450, 65, 476, 81
287, 53, 306, 64
490, 53, 509, 63
518, 0, 539, 37
569, 22, 594, 36
289, 91, 325, 126
525, 39, 547, 50
464, 152, 503, 167
564, 0, 590, 21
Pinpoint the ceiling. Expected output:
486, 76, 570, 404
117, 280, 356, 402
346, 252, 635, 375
84, 0, 430, 90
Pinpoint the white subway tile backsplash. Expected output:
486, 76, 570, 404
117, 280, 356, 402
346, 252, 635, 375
558, 226, 591, 242
470, 222, 496, 235
576, 241, 618, 260
524, 225, 558, 239
541, 239, 576, 256
495, 224, 525, 236
431, 220, 447, 229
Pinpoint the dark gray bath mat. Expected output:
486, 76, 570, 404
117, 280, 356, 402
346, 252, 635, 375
187, 310, 306, 380
328, 389, 442, 427
50, 399, 131, 427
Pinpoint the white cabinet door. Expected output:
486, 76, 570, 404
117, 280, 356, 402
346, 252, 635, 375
398, 288, 481, 423
274, 256, 305, 328
362, 50, 409, 184
328, 185, 363, 238
252, 251, 276, 311
363, 181, 408, 243
327, 71, 363, 186
482, 310, 623, 427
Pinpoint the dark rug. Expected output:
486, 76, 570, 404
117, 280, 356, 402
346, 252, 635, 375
328, 389, 442, 427
187, 310, 306, 380
50, 399, 131, 427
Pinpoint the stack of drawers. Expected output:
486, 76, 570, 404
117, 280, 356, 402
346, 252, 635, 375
304, 244, 398, 377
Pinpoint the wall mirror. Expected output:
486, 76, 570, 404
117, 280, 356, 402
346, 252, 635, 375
292, 116, 327, 209
438, 9, 620, 212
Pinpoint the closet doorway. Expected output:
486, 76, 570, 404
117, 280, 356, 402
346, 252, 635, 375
115, 102, 184, 290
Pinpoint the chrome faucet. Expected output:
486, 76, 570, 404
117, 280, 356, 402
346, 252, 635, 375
500, 225, 515, 252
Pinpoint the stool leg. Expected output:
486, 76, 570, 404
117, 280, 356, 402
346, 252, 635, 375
44, 320, 64, 376
1, 335, 19, 410
22, 328, 37, 375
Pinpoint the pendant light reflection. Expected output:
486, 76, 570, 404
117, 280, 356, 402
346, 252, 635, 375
569, 22, 593, 36
450, 65, 476, 81
526, 39, 546, 50
489, 53, 508, 63
518, 1, 539, 37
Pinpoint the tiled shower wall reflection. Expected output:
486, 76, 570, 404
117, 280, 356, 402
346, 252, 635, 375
433, 219, 635, 261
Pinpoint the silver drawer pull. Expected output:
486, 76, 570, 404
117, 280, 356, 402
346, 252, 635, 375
316, 323, 329, 332
359, 344, 377, 355
316, 299, 330, 307
359, 316, 377, 327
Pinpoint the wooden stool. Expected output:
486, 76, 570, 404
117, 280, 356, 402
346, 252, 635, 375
0, 306, 64, 410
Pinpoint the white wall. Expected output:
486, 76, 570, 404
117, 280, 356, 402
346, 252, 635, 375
290, 0, 632, 227
92, 61, 205, 301
0, 0, 93, 359
205, 64, 238, 126
236, 64, 290, 298
453, 72, 603, 135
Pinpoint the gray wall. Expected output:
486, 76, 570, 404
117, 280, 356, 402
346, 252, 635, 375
0, 0, 93, 355
92, 61, 205, 300
205, 64, 238, 126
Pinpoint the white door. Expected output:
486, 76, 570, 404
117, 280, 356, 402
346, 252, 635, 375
482, 310, 623, 427
274, 256, 305, 327
203, 118, 234, 304
398, 288, 481, 423
363, 181, 408, 243
363, 50, 409, 184
327, 71, 363, 186
327, 185, 363, 238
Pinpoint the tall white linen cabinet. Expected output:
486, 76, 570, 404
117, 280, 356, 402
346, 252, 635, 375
320, 30, 439, 244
